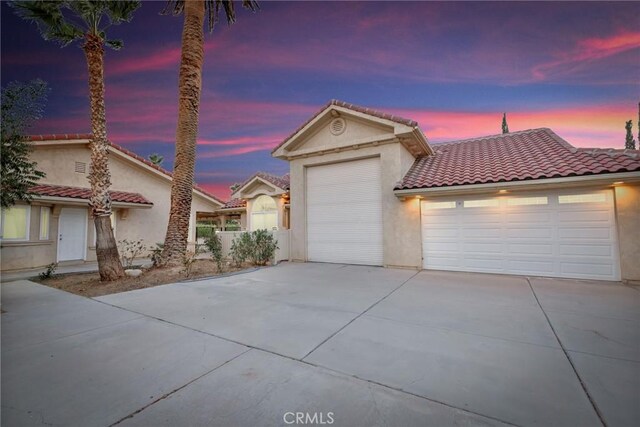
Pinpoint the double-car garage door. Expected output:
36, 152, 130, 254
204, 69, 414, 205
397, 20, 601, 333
305, 162, 620, 281
421, 189, 620, 281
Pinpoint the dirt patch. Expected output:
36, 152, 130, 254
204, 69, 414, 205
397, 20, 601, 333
36, 260, 253, 298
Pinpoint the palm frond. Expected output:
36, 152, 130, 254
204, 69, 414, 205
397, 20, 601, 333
9, 0, 84, 46
105, 1, 142, 25
162, 0, 259, 32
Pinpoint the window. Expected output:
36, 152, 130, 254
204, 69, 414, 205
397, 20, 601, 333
507, 197, 548, 206
1, 205, 30, 241
251, 195, 277, 231
463, 199, 500, 208
40, 207, 51, 240
423, 201, 456, 210
559, 193, 606, 204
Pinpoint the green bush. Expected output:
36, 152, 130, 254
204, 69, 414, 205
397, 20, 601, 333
250, 229, 279, 266
39, 262, 58, 280
229, 232, 252, 268
150, 243, 164, 267
196, 225, 214, 240
205, 233, 224, 273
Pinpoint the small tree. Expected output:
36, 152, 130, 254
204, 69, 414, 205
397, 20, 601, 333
229, 232, 252, 267
501, 113, 509, 134
204, 233, 224, 273
1, 79, 49, 208
249, 229, 278, 266
625, 120, 636, 150
148, 153, 164, 166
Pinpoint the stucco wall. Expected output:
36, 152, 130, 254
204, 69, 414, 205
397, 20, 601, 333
1, 144, 221, 271
289, 143, 421, 269
615, 184, 640, 282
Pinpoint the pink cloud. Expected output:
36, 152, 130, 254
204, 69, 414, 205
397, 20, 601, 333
108, 46, 182, 75
532, 30, 640, 81
392, 104, 634, 148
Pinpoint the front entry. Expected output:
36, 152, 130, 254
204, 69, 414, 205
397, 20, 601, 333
57, 208, 87, 262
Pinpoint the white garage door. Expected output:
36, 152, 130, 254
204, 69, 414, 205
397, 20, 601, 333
421, 189, 620, 281
306, 157, 383, 265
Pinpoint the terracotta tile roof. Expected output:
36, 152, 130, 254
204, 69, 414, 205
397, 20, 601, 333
27, 134, 224, 205
272, 99, 419, 154
397, 128, 640, 190
31, 184, 152, 205
235, 171, 290, 193
221, 198, 247, 209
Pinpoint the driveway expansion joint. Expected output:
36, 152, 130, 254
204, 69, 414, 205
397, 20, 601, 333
526, 277, 608, 427
300, 270, 422, 361
109, 348, 253, 426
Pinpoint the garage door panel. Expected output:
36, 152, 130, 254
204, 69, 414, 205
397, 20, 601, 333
507, 228, 553, 238
557, 210, 610, 222
507, 212, 552, 223
463, 242, 503, 253
559, 244, 613, 257
422, 189, 620, 280
306, 158, 383, 266
506, 259, 556, 274
558, 227, 612, 239
508, 243, 554, 255
560, 262, 615, 278
462, 228, 502, 238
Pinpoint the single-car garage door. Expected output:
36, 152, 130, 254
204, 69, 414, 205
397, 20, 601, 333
421, 189, 620, 281
306, 157, 383, 265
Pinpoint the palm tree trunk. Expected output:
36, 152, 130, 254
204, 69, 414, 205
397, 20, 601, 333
83, 33, 125, 281
162, 0, 205, 265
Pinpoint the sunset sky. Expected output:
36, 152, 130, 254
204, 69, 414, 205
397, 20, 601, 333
2, 1, 639, 199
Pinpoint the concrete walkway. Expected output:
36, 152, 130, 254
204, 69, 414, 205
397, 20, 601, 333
2, 263, 639, 426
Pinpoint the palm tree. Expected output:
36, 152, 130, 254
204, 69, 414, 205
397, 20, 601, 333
160, 0, 258, 265
148, 153, 164, 166
11, 1, 141, 281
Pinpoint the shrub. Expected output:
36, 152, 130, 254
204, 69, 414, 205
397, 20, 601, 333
205, 233, 224, 273
150, 243, 164, 267
182, 244, 204, 277
118, 239, 146, 268
250, 229, 279, 266
229, 232, 252, 267
39, 262, 58, 280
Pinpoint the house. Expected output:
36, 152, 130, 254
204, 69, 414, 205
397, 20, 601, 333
0, 134, 224, 271
272, 100, 640, 282
208, 172, 290, 232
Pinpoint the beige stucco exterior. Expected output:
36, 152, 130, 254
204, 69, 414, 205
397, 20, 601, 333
273, 106, 428, 269
1, 140, 222, 271
274, 103, 640, 281
614, 184, 640, 282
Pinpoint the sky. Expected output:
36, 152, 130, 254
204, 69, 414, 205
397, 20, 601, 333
1, 1, 639, 199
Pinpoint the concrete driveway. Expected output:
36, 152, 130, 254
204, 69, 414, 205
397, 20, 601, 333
2, 263, 638, 427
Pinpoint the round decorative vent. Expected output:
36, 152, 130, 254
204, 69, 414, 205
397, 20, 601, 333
330, 117, 346, 136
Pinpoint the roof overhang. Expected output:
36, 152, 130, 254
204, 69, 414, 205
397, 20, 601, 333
272, 104, 432, 160
231, 175, 287, 198
394, 171, 640, 199
30, 138, 224, 208
31, 195, 153, 209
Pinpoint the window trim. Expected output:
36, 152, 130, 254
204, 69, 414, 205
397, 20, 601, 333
251, 195, 278, 231
1, 205, 31, 241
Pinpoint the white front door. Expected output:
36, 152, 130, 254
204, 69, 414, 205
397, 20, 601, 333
58, 208, 87, 262
421, 189, 620, 281
306, 157, 384, 266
